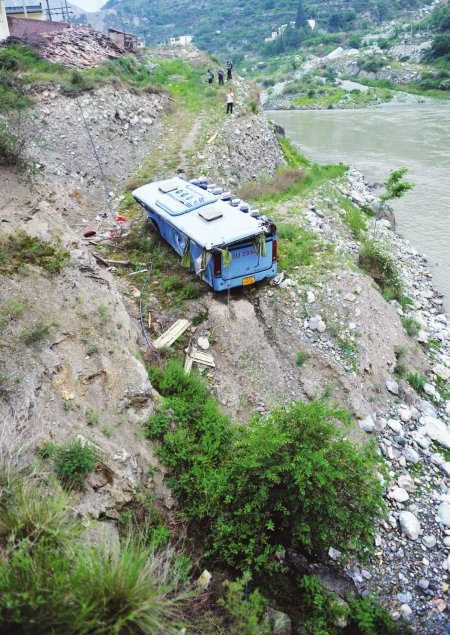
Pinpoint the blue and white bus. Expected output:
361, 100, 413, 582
132, 176, 278, 291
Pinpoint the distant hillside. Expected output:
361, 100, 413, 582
94, 0, 433, 58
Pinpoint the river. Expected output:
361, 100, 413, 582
267, 105, 450, 305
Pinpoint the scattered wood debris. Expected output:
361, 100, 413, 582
184, 344, 215, 374
93, 253, 146, 268
153, 319, 191, 350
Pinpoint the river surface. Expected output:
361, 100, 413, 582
268, 105, 450, 305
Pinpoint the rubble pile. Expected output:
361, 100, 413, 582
11, 25, 126, 69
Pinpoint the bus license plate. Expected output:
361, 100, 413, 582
242, 276, 255, 286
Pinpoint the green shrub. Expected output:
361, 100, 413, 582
148, 361, 386, 571
145, 409, 173, 439
294, 575, 413, 635
54, 439, 99, 488
402, 316, 420, 337
36, 441, 57, 460
358, 56, 386, 73
346, 595, 414, 634
358, 240, 403, 300
209, 400, 385, 568
380, 168, 414, 203
296, 351, 308, 367
0, 121, 35, 171
218, 573, 270, 635
20, 323, 51, 347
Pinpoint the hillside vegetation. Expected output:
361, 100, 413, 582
0, 40, 446, 635
93, 0, 431, 58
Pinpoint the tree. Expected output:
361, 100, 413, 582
295, 0, 307, 29
380, 167, 414, 203
425, 34, 450, 61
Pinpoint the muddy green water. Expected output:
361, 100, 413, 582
268, 105, 450, 305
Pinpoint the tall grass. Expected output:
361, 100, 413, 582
0, 412, 192, 634
237, 164, 346, 204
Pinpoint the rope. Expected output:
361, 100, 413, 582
76, 97, 116, 223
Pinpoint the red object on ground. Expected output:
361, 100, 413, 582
83, 230, 96, 237
116, 215, 129, 222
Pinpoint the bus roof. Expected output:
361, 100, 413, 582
132, 177, 268, 250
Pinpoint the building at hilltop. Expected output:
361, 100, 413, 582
0, 0, 10, 39
108, 27, 138, 51
4, 3, 44, 19
169, 35, 192, 46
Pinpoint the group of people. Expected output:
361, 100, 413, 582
207, 60, 233, 84
207, 60, 234, 114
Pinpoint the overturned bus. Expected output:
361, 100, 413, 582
132, 176, 278, 291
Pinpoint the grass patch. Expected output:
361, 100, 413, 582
407, 372, 427, 395
296, 351, 308, 367
191, 308, 208, 326
277, 223, 328, 270
358, 239, 403, 301
0, 231, 70, 275
338, 196, 367, 237
402, 316, 420, 337
0, 463, 190, 634
278, 135, 311, 169
237, 163, 346, 204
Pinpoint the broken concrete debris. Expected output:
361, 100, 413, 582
5, 25, 126, 69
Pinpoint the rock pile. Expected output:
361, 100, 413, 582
25, 83, 166, 205
14, 25, 126, 69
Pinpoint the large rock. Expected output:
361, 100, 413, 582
386, 381, 399, 395
422, 416, 450, 449
437, 502, 450, 527
399, 511, 421, 540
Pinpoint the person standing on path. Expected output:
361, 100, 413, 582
218, 68, 224, 85
226, 88, 234, 114
226, 60, 233, 81
208, 69, 214, 84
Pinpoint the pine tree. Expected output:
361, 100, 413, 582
295, 0, 307, 29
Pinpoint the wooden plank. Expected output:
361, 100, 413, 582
190, 350, 215, 367
206, 131, 218, 144
153, 319, 191, 350
184, 354, 194, 375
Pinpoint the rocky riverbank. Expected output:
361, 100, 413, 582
328, 170, 450, 634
